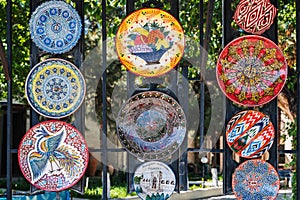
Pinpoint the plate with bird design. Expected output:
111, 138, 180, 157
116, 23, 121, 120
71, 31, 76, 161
116, 8, 185, 77
25, 58, 85, 119
18, 120, 89, 191
29, 0, 82, 54
216, 35, 287, 107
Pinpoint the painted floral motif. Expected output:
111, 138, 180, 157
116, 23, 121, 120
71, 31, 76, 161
116, 8, 184, 77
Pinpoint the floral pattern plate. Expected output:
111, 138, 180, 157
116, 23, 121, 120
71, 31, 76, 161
116, 8, 185, 77
25, 58, 85, 119
226, 110, 275, 158
134, 161, 176, 200
117, 91, 186, 160
217, 35, 287, 107
18, 120, 89, 191
232, 159, 280, 200
234, 0, 277, 35
29, 1, 82, 54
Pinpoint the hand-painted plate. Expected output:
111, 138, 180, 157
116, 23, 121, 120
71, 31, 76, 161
217, 35, 287, 107
117, 91, 186, 160
226, 110, 275, 158
134, 161, 176, 200
233, 0, 277, 35
116, 8, 185, 77
232, 159, 280, 200
18, 120, 89, 192
29, 1, 82, 54
25, 58, 85, 119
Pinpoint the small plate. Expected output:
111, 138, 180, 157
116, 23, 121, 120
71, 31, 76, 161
116, 8, 185, 77
25, 58, 85, 119
232, 159, 280, 200
29, 1, 82, 54
117, 91, 186, 160
233, 0, 277, 35
226, 110, 275, 158
217, 35, 287, 107
134, 161, 176, 200
18, 120, 89, 191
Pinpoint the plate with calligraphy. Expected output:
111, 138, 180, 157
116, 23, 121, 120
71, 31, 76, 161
18, 120, 89, 191
117, 91, 186, 160
25, 58, 85, 119
232, 159, 280, 200
116, 8, 185, 77
217, 35, 287, 107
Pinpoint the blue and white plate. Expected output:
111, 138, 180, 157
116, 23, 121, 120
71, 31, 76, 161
25, 58, 85, 119
29, 1, 82, 54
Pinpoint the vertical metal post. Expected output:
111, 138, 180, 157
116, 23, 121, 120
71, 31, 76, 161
6, 0, 12, 199
101, 0, 108, 199
296, 0, 300, 198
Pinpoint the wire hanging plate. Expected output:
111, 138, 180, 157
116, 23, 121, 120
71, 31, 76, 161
233, 0, 277, 35
18, 120, 89, 192
117, 91, 186, 160
216, 35, 287, 107
133, 161, 176, 200
226, 110, 275, 158
25, 58, 85, 119
232, 159, 280, 200
116, 8, 185, 77
29, 0, 82, 54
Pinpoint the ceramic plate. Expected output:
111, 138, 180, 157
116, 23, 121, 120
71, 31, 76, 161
116, 8, 185, 77
232, 159, 280, 200
234, 0, 277, 35
117, 91, 186, 160
217, 35, 287, 107
134, 161, 176, 200
226, 110, 275, 158
29, 1, 82, 54
25, 58, 85, 119
18, 120, 89, 191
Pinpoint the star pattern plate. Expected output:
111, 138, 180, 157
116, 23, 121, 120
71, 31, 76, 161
29, 1, 82, 54
18, 120, 89, 191
217, 35, 287, 107
25, 58, 85, 119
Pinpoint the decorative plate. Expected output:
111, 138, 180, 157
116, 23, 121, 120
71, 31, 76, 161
232, 159, 280, 200
217, 35, 287, 107
116, 8, 185, 77
18, 120, 89, 192
133, 161, 176, 200
234, 0, 277, 35
29, 1, 82, 54
226, 110, 275, 158
117, 91, 186, 160
25, 58, 85, 119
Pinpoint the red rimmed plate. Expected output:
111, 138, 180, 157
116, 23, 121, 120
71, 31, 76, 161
226, 110, 275, 158
116, 8, 185, 77
217, 35, 287, 107
117, 91, 186, 160
133, 161, 176, 200
18, 120, 89, 191
233, 0, 277, 35
232, 159, 280, 200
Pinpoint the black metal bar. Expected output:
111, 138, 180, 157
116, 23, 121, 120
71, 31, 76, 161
296, 0, 300, 198
6, 0, 12, 199
101, 0, 108, 199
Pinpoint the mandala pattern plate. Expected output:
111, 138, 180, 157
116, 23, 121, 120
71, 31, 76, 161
234, 0, 277, 35
116, 8, 185, 77
232, 159, 280, 200
25, 58, 85, 119
134, 161, 176, 200
117, 91, 186, 160
18, 120, 89, 191
226, 110, 275, 158
217, 35, 287, 107
29, 1, 82, 54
